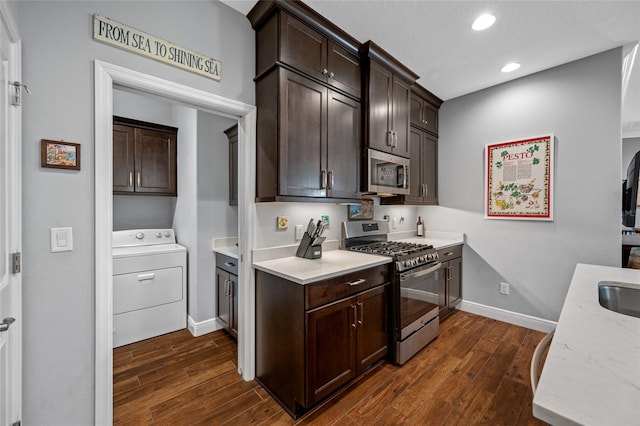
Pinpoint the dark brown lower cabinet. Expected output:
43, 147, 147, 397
215, 253, 238, 339
437, 245, 462, 319
256, 265, 390, 418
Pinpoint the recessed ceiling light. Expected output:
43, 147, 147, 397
501, 62, 521, 73
472, 14, 496, 31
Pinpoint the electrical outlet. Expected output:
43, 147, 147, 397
500, 282, 510, 295
295, 225, 304, 240
392, 217, 398, 229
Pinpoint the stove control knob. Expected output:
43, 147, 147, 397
156, 232, 163, 238
135, 232, 144, 240
164, 231, 171, 237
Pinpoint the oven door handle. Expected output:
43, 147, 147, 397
400, 262, 443, 281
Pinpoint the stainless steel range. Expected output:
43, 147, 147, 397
342, 221, 441, 365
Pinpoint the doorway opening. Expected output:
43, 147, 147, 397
94, 60, 256, 425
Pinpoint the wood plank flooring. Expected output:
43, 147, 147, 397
113, 310, 547, 425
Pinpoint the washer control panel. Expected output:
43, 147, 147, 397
113, 229, 177, 247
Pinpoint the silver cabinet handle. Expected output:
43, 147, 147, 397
387, 131, 393, 147
224, 261, 236, 268
0, 317, 15, 332
129, 172, 133, 187
328, 170, 334, 190
321, 170, 327, 189
224, 279, 229, 297
348, 278, 366, 286
394, 131, 399, 148
228, 280, 233, 298
424, 183, 428, 197
329, 71, 334, 78
357, 302, 363, 326
137, 273, 155, 281
352, 305, 357, 328
322, 68, 328, 75
137, 172, 141, 187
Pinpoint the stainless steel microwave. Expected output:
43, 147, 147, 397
367, 149, 410, 195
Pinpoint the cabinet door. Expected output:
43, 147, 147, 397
356, 284, 389, 374
113, 124, 135, 193
405, 128, 424, 204
391, 75, 411, 158
327, 90, 361, 200
409, 93, 423, 128
230, 274, 238, 339
367, 61, 392, 154
134, 128, 177, 195
279, 69, 327, 198
422, 132, 438, 204
280, 13, 327, 82
216, 268, 230, 332
447, 257, 462, 308
305, 297, 356, 406
327, 41, 360, 98
225, 125, 238, 206
421, 101, 439, 136
437, 264, 448, 318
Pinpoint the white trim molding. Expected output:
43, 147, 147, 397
94, 60, 256, 426
458, 300, 557, 333
188, 315, 224, 337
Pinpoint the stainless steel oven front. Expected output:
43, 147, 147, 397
394, 261, 442, 364
367, 149, 410, 195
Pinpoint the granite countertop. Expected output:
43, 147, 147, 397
533, 263, 640, 425
252, 249, 391, 285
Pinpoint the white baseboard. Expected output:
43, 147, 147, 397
458, 300, 556, 333
188, 315, 224, 337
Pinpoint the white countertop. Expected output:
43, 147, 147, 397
533, 263, 640, 425
212, 236, 238, 259
252, 250, 392, 285
395, 230, 464, 250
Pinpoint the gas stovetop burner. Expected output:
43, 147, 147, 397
349, 241, 434, 257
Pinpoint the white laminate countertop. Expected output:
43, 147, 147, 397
533, 263, 640, 426
252, 250, 392, 285
394, 230, 464, 250
212, 236, 238, 259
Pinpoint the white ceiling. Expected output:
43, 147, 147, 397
220, 0, 640, 134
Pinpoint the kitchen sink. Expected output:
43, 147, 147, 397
598, 281, 640, 319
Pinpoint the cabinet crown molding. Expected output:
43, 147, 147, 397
360, 40, 419, 84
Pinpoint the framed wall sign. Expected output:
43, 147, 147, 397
347, 199, 374, 220
41, 139, 81, 170
485, 135, 554, 220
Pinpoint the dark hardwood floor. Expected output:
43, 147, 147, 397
113, 310, 547, 425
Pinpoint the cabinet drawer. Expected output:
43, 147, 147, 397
216, 253, 238, 275
305, 264, 390, 310
437, 245, 462, 262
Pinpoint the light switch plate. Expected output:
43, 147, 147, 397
51, 227, 73, 252
295, 225, 304, 240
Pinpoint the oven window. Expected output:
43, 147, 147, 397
400, 267, 442, 330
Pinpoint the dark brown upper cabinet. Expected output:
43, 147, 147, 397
113, 116, 177, 196
361, 41, 418, 159
255, 67, 361, 202
224, 124, 238, 206
381, 84, 442, 206
250, 0, 362, 203
252, 2, 361, 99
410, 83, 442, 137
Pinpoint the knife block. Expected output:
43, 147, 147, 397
296, 232, 323, 259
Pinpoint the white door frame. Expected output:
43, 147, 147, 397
94, 60, 257, 425
0, 1, 21, 424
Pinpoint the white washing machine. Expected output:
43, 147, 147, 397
112, 229, 187, 348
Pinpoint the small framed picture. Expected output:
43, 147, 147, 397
347, 199, 374, 221
41, 139, 81, 170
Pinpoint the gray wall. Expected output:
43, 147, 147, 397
196, 111, 237, 322
419, 48, 622, 322
14, 1, 254, 423
113, 89, 178, 230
